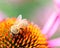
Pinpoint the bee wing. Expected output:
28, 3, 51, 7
16, 15, 22, 21
21, 19, 28, 26
14, 15, 22, 25
15, 15, 28, 26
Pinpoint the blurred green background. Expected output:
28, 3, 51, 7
0, 0, 60, 48
0, 0, 51, 18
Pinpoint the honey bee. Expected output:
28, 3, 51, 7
10, 15, 28, 34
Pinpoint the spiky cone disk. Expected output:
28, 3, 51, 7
0, 18, 48, 48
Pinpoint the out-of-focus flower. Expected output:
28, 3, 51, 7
0, 12, 7, 21
42, 0, 60, 47
42, 12, 60, 47
54, 0, 60, 8
0, 15, 60, 48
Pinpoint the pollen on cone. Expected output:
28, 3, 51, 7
0, 18, 48, 48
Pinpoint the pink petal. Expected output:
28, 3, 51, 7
48, 38, 60, 47
0, 12, 7, 21
0, 16, 3, 21
42, 12, 58, 35
54, 0, 60, 8
46, 16, 60, 38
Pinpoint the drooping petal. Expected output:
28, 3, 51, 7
46, 16, 60, 38
42, 12, 58, 35
54, 0, 60, 8
48, 38, 60, 47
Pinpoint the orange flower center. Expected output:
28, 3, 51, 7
0, 18, 48, 48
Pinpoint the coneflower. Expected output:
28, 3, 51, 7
0, 15, 48, 48
0, 14, 60, 48
0, 0, 60, 48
